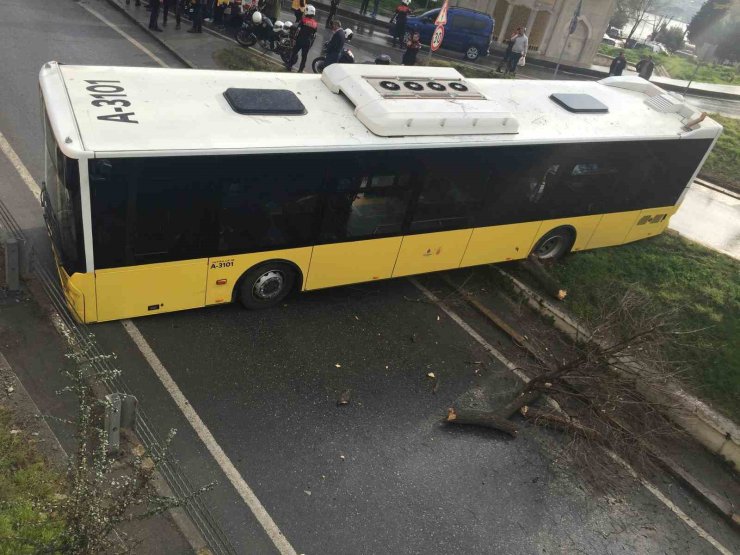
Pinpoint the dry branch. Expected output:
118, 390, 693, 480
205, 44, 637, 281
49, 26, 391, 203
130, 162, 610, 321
445, 407, 518, 437
520, 255, 567, 301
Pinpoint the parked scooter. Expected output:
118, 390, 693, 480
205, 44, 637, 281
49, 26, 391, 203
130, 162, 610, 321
312, 29, 355, 74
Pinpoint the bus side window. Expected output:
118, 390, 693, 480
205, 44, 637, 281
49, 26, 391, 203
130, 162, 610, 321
320, 174, 411, 241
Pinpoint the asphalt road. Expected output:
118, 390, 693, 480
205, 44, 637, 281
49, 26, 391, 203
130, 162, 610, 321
1, 1, 739, 553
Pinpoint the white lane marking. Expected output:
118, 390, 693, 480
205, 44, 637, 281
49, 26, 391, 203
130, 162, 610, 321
408, 277, 733, 555
122, 319, 298, 555
0, 131, 41, 200
76, 2, 170, 67
408, 277, 529, 382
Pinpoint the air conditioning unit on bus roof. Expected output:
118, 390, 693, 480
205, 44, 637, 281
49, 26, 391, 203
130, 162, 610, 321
321, 65, 518, 137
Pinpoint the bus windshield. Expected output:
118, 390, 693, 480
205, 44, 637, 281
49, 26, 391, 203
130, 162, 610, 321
43, 112, 85, 275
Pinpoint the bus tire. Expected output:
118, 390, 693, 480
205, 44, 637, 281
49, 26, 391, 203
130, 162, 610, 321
237, 262, 297, 309
531, 227, 575, 261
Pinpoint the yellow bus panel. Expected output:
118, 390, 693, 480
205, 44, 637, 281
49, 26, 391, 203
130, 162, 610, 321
307, 238, 402, 290
536, 215, 603, 252
586, 211, 641, 250
96, 259, 209, 321
392, 229, 473, 277
58, 266, 97, 323
205, 247, 313, 304
624, 206, 677, 243
460, 221, 542, 267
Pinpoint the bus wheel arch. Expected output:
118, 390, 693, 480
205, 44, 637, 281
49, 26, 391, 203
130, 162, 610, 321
233, 260, 304, 309
531, 226, 576, 261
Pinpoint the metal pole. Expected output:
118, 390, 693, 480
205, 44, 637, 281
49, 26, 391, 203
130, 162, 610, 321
682, 61, 701, 96
553, 35, 569, 77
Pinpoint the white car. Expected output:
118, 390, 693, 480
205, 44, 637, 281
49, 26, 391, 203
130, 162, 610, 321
602, 34, 625, 48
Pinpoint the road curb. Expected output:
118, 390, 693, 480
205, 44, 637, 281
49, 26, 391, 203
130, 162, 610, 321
495, 266, 740, 473
694, 177, 740, 200
102, 0, 196, 68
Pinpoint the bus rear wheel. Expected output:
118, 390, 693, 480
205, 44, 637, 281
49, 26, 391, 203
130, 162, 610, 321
238, 262, 296, 309
531, 227, 575, 261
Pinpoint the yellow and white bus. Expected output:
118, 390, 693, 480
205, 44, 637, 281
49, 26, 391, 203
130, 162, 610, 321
39, 62, 720, 323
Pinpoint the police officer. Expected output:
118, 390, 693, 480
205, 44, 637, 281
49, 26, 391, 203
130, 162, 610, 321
391, 0, 411, 48
286, 5, 318, 73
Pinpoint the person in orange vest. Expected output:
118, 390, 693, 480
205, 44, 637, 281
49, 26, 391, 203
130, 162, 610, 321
286, 5, 318, 72
391, 0, 411, 48
291, 0, 306, 22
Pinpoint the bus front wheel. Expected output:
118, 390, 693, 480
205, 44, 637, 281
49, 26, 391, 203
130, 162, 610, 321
531, 227, 575, 261
238, 262, 296, 309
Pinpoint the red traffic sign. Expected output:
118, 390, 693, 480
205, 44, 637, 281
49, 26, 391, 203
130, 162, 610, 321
435, 0, 449, 26
431, 25, 445, 51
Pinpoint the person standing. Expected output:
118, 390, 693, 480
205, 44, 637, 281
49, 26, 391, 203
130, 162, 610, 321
214, 0, 228, 28
326, 0, 340, 28
508, 26, 528, 75
609, 50, 627, 76
188, 0, 204, 32
148, 0, 163, 31
126, 0, 142, 6
359, 0, 370, 15
370, 0, 381, 18
636, 55, 655, 80
391, 0, 411, 48
402, 31, 421, 65
287, 5, 318, 72
292, 0, 305, 22
162, 0, 174, 26
325, 20, 345, 67
497, 28, 520, 73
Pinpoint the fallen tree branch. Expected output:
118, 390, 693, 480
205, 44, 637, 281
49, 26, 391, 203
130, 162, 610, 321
520, 406, 604, 442
445, 407, 518, 437
520, 255, 567, 301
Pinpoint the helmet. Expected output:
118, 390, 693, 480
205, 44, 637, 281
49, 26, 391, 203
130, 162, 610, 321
402, 0, 411, 5
251, 10, 262, 24
274, 20, 284, 31
375, 54, 391, 65
283, 21, 293, 30
344, 28, 354, 41
305, 5, 316, 16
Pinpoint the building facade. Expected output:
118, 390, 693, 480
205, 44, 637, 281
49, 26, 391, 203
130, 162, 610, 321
455, 0, 616, 66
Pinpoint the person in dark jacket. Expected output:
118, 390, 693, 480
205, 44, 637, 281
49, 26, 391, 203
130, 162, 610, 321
188, 0, 204, 32
287, 5, 318, 72
391, 0, 411, 48
325, 20, 345, 67
326, 0, 340, 28
148, 0, 163, 30
636, 55, 655, 80
609, 51, 627, 76
402, 31, 421, 65
497, 28, 520, 72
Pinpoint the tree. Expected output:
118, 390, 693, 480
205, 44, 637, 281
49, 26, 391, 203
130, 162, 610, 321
688, 0, 733, 43
624, 0, 666, 43
656, 25, 686, 51
609, 0, 631, 30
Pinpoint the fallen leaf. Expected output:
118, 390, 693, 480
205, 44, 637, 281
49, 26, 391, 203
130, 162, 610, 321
335, 363, 342, 368
339, 454, 346, 461
6, 386, 14, 394
10, 429, 20, 435
427, 372, 436, 379
557, 290, 567, 300
304, 490, 311, 496
354, 315, 359, 320
436, 315, 440, 321
337, 389, 351, 406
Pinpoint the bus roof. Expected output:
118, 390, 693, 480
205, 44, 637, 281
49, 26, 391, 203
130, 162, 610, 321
39, 61, 721, 159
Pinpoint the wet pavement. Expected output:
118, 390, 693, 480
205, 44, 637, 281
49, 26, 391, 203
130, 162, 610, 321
670, 184, 740, 260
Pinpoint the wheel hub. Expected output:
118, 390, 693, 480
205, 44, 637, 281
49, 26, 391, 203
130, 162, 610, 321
536, 236, 562, 258
253, 270, 284, 300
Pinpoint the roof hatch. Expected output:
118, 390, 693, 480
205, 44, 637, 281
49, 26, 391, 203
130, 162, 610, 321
549, 93, 608, 113
321, 65, 518, 137
223, 88, 306, 115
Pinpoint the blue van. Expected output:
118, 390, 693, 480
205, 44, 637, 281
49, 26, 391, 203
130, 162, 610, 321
404, 7, 494, 61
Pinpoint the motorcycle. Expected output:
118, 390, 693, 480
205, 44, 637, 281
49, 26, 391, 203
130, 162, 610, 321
311, 29, 355, 73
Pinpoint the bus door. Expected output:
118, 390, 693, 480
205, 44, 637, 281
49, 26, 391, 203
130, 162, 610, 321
306, 156, 412, 290
393, 153, 480, 277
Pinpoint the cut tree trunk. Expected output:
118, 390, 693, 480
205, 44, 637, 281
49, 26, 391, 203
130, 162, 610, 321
520, 255, 567, 301
445, 407, 518, 437
521, 407, 603, 442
